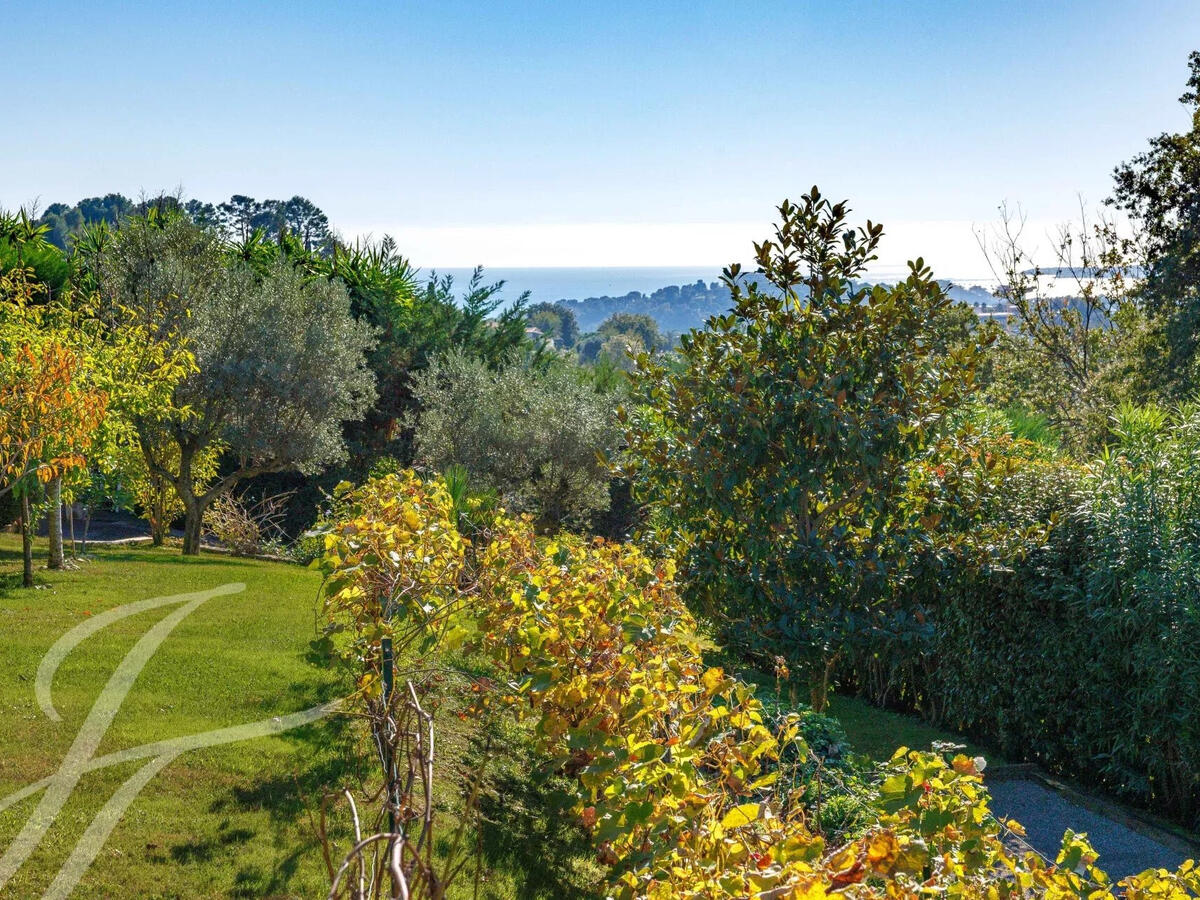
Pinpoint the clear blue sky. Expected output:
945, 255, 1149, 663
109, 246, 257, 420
3, 1, 1197, 273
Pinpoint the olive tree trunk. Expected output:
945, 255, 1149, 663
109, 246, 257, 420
151, 499, 168, 546
176, 442, 207, 556
148, 474, 170, 546
182, 500, 205, 555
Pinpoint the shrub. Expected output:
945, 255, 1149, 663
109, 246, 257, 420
203, 490, 292, 556
846, 403, 1200, 824
409, 352, 621, 531
621, 190, 991, 712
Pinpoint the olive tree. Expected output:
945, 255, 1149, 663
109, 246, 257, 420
409, 352, 620, 530
96, 213, 376, 553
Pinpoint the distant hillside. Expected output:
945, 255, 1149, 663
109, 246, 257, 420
1019, 265, 1146, 280
559, 278, 1005, 334
558, 279, 735, 332
941, 282, 1003, 306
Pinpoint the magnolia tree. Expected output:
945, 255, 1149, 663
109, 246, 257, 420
622, 189, 988, 710
94, 213, 376, 554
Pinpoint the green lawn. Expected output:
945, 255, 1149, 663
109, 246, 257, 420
0, 537, 600, 899
826, 694, 1007, 767
723, 659, 1008, 768
0, 536, 349, 898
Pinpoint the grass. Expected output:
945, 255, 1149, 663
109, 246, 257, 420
0, 535, 347, 898
720, 658, 1008, 768
0, 536, 598, 899
826, 694, 1008, 767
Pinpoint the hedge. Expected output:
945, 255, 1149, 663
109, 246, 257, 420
848, 410, 1200, 825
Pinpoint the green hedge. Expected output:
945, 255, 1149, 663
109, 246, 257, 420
847, 407, 1200, 825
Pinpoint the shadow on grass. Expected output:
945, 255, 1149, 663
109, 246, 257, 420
195, 706, 362, 896
222, 742, 363, 822
170, 824, 256, 864
153, 821, 302, 899
465, 724, 603, 899
231, 848, 306, 899
0, 541, 39, 592
0, 572, 32, 593
0, 542, 269, 598
87, 548, 263, 569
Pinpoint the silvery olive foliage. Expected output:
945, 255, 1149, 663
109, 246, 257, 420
186, 258, 376, 476
409, 351, 620, 531
95, 212, 376, 553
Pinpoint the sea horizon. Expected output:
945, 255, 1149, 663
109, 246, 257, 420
423, 265, 1005, 309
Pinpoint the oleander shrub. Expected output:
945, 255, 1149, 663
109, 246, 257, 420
847, 402, 1200, 825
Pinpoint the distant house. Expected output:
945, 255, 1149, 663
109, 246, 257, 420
525, 326, 556, 349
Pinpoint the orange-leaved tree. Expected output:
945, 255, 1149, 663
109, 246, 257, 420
0, 267, 108, 586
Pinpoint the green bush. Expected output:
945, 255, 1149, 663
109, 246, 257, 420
622, 190, 988, 712
847, 403, 1200, 825
408, 352, 621, 531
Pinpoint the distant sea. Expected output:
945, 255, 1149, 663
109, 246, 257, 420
429, 266, 727, 309
424, 265, 1047, 311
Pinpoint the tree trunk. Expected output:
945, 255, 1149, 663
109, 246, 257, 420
175, 440, 205, 556
67, 502, 76, 558
182, 501, 204, 555
20, 492, 34, 588
809, 654, 840, 714
150, 480, 168, 546
151, 517, 166, 547
48, 477, 64, 570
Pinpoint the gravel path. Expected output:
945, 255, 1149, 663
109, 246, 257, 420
37, 509, 169, 544
989, 776, 1189, 879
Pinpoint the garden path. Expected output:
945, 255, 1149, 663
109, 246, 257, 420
989, 775, 1192, 879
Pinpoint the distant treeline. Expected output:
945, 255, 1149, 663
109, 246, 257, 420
34, 193, 334, 253
556, 279, 735, 332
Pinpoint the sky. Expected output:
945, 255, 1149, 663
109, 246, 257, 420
2, 0, 1198, 277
